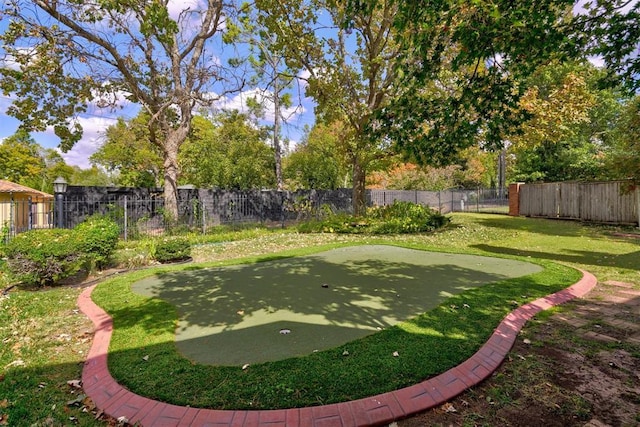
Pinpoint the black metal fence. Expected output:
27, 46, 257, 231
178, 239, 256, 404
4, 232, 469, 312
1, 186, 508, 241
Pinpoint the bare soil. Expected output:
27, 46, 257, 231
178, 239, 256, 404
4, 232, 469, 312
397, 281, 640, 427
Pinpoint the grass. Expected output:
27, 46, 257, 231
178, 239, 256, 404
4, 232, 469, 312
92, 249, 577, 409
1, 213, 639, 424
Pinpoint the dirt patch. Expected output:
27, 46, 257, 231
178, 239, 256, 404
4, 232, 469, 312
397, 282, 640, 427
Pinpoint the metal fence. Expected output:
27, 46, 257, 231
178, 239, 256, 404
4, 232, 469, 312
1, 186, 508, 241
0, 198, 54, 242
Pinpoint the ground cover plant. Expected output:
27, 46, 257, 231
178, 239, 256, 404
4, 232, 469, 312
297, 201, 450, 234
1, 214, 638, 425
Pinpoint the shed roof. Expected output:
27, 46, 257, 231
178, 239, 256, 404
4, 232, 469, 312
0, 180, 54, 199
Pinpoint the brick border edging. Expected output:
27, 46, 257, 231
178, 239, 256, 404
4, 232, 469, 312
78, 269, 597, 427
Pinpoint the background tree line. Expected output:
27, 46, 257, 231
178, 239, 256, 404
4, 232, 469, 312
1, 0, 638, 215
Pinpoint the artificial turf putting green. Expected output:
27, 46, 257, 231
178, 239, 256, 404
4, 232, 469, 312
132, 244, 542, 366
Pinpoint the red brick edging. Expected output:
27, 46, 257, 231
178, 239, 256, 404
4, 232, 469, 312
78, 269, 596, 426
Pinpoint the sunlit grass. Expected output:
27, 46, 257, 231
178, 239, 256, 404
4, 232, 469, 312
93, 240, 580, 409
2, 213, 638, 423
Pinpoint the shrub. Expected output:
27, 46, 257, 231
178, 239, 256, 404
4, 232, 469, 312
75, 215, 121, 268
153, 237, 191, 263
297, 201, 450, 234
4, 228, 85, 287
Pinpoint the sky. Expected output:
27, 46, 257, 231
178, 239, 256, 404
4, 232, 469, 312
0, 78, 317, 169
0, 1, 318, 169
1, 1, 636, 170
0, 88, 316, 169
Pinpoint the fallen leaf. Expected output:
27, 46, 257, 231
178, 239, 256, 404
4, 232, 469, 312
523, 338, 531, 345
67, 394, 87, 407
237, 310, 245, 315
463, 303, 470, 309
342, 350, 349, 356
279, 329, 291, 334
4, 359, 25, 369
67, 380, 82, 389
0, 400, 7, 408
242, 364, 250, 370
443, 402, 457, 413
0, 414, 9, 426
392, 351, 399, 357
117, 416, 129, 424
142, 355, 149, 361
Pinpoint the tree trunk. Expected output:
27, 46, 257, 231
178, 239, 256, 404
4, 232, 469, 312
162, 127, 187, 221
273, 76, 284, 190
352, 156, 367, 217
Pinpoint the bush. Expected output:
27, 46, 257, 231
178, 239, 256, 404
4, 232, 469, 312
153, 237, 191, 263
4, 229, 85, 287
297, 201, 450, 234
75, 215, 121, 268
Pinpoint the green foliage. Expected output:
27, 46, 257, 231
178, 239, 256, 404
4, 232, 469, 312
153, 237, 191, 263
0, 129, 46, 188
507, 61, 624, 183
284, 122, 350, 190
4, 229, 84, 287
179, 112, 275, 189
577, 0, 640, 92
608, 96, 640, 184
74, 215, 121, 268
90, 114, 163, 188
298, 201, 450, 234
4, 215, 120, 286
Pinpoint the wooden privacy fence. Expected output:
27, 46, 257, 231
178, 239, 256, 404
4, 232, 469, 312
513, 181, 640, 226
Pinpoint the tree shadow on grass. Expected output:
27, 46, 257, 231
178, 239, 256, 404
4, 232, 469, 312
473, 216, 631, 239
103, 246, 543, 366
472, 244, 640, 272
102, 269, 575, 410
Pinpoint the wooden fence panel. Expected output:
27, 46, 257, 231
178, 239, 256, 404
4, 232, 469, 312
559, 182, 580, 219
519, 180, 638, 225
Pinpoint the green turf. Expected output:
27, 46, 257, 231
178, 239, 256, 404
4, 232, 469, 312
132, 245, 542, 365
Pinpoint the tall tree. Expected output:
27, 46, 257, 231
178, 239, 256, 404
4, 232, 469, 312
90, 114, 163, 188
507, 61, 624, 182
0, 129, 45, 188
1, 0, 244, 218
180, 111, 275, 189
339, 0, 579, 170
239, 4, 301, 191
257, 0, 402, 215
284, 122, 350, 190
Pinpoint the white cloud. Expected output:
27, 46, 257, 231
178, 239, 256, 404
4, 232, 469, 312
0, 46, 39, 71
298, 69, 312, 86
588, 56, 606, 68
58, 116, 118, 169
88, 84, 132, 111
167, 0, 203, 20
214, 88, 306, 123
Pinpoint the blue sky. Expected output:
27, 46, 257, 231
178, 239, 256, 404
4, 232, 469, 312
0, 76, 317, 169
0, 1, 318, 169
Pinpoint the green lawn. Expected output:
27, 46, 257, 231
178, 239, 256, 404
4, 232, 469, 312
1, 213, 638, 424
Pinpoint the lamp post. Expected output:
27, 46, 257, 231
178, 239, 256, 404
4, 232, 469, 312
53, 177, 68, 229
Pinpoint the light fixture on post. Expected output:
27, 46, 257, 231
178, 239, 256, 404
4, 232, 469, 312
53, 177, 68, 229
